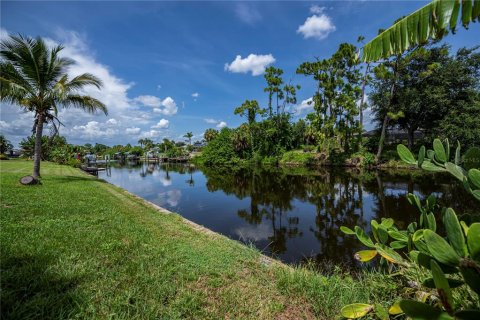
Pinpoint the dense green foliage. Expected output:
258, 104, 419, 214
200, 42, 479, 168
341, 139, 480, 319
0, 134, 13, 154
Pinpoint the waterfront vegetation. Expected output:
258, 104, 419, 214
1, 160, 399, 319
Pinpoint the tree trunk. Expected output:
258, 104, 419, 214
407, 126, 415, 150
376, 114, 390, 163
359, 64, 370, 131
33, 114, 45, 179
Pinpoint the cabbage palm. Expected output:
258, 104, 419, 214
363, 0, 480, 62
0, 35, 107, 179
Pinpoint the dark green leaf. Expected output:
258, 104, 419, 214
399, 300, 452, 320
424, 229, 460, 267
443, 208, 467, 257
431, 260, 454, 311
433, 139, 447, 163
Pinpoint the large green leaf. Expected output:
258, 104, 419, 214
375, 244, 406, 265
467, 223, 480, 262
354, 226, 375, 248
362, 0, 480, 61
424, 229, 460, 266
422, 277, 464, 289
397, 144, 416, 165
431, 260, 454, 311
399, 300, 452, 320
341, 303, 373, 319
422, 160, 446, 172
340, 226, 355, 235
468, 169, 480, 189
445, 162, 466, 182
443, 208, 467, 257
433, 139, 447, 163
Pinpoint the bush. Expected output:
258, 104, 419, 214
66, 158, 82, 168
279, 150, 315, 166
0, 154, 10, 160
199, 128, 239, 166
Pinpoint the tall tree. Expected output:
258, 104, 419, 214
184, 132, 193, 145
263, 66, 284, 117
297, 43, 363, 153
0, 35, 107, 178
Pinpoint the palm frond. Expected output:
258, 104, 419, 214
363, 0, 480, 62
61, 94, 108, 115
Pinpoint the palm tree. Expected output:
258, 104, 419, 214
138, 138, 146, 148
184, 132, 193, 145
0, 35, 107, 179
0, 134, 13, 154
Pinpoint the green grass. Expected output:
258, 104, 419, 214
0, 160, 397, 319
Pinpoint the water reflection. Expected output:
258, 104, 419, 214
100, 162, 480, 266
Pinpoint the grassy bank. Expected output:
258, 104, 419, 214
1, 160, 397, 319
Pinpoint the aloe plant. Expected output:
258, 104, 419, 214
340, 140, 480, 319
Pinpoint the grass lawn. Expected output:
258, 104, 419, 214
0, 160, 397, 319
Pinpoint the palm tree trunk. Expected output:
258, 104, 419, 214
33, 113, 45, 178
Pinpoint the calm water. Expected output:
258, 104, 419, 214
98, 162, 479, 266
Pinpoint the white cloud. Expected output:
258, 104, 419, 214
216, 121, 227, 129
106, 118, 118, 126
72, 120, 118, 139
139, 130, 162, 139
204, 118, 218, 124
225, 54, 276, 76
297, 10, 336, 40
295, 97, 314, 115
133, 95, 178, 116
125, 127, 141, 135
310, 5, 325, 14
191, 92, 199, 98
235, 3, 262, 25
151, 118, 169, 129
157, 84, 162, 90
133, 95, 162, 108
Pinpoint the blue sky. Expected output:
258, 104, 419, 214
1, 1, 479, 147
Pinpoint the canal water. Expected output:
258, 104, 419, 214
98, 162, 479, 266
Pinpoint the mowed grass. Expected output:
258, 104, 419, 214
0, 160, 397, 319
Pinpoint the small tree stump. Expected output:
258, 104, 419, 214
20, 175, 39, 185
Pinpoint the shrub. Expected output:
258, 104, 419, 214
279, 150, 315, 166
199, 128, 239, 166
0, 154, 10, 160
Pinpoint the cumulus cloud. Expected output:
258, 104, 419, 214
125, 127, 141, 135
225, 54, 276, 76
235, 3, 262, 25
216, 121, 227, 129
72, 120, 118, 139
133, 95, 178, 116
139, 130, 162, 139
191, 92, 199, 98
295, 97, 314, 115
297, 7, 336, 40
151, 119, 169, 129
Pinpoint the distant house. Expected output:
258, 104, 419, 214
363, 129, 424, 142
8, 149, 21, 158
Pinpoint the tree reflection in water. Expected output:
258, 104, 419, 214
201, 166, 479, 265
103, 163, 480, 266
